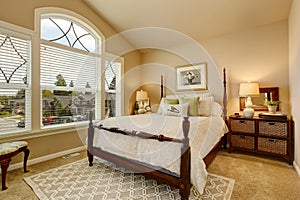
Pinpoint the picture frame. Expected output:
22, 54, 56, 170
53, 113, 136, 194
176, 62, 207, 91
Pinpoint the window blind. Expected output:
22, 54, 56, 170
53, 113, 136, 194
40, 44, 97, 90
0, 33, 31, 134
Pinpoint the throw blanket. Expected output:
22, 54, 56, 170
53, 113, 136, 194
93, 114, 228, 194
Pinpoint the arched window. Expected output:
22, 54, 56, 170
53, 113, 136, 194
0, 8, 123, 135
41, 17, 97, 52
40, 15, 102, 127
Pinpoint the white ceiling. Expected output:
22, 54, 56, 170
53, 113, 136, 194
84, 0, 292, 43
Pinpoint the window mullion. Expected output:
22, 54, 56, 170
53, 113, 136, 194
31, 36, 40, 131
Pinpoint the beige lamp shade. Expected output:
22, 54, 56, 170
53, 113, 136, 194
136, 90, 148, 101
239, 82, 260, 97
239, 82, 259, 118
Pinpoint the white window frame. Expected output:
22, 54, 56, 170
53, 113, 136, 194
0, 7, 124, 140
37, 8, 104, 129
0, 25, 32, 135
104, 53, 124, 117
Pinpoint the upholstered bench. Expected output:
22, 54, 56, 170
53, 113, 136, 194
0, 141, 30, 190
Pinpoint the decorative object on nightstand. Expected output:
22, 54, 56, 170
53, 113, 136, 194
258, 112, 287, 120
228, 115, 294, 164
264, 100, 281, 114
239, 82, 260, 118
145, 105, 152, 113
136, 90, 149, 114
133, 101, 139, 115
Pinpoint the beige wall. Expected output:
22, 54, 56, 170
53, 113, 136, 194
123, 51, 143, 115
141, 21, 289, 117
0, 0, 142, 164
202, 20, 289, 116
289, 0, 300, 171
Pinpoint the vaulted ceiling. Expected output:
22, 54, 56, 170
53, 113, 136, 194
84, 0, 292, 42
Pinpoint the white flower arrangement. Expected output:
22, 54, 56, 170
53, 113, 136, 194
184, 71, 198, 84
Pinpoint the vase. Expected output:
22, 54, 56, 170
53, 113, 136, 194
268, 105, 277, 114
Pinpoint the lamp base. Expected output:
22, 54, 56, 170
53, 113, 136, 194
138, 108, 145, 114
243, 107, 254, 118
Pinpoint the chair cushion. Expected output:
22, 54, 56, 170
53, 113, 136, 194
0, 141, 28, 156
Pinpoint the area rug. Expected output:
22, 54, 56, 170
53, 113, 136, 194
24, 158, 234, 200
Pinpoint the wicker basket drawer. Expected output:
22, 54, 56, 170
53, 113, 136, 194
231, 119, 255, 134
231, 135, 255, 150
258, 121, 288, 137
258, 137, 287, 155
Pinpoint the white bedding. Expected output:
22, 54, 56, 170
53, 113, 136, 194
93, 113, 228, 194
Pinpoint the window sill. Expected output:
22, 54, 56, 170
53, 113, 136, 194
0, 122, 89, 143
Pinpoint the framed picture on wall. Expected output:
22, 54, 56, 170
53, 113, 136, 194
176, 62, 207, 91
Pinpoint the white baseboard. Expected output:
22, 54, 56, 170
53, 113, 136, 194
8, 146, 86, 172
294, 161, 300, 177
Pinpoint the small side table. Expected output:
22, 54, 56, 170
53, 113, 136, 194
0, 141, 30, 190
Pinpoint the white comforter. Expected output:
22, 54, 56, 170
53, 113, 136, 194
93, 113, 228, 194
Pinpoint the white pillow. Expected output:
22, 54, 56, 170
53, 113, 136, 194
162, 103, 189, 117
161, 92, 217, 116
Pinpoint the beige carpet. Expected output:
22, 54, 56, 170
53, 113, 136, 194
24, 158, 234, 200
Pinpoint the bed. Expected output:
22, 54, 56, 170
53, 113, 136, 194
87, 69, 228, 199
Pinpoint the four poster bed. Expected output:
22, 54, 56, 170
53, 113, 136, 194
87, 69, 228, 199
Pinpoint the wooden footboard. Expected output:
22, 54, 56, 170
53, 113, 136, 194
87, 112, 192, 199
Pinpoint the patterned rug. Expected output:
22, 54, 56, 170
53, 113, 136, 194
24, 158, 234, 200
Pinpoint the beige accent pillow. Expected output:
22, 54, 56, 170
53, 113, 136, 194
198, 96, 214, 116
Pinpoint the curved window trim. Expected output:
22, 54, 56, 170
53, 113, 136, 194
34, 7, 105, 50
40, 17, 97, 53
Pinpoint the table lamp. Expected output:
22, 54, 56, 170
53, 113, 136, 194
239, 82, 260, 118
136, 90, 148, 114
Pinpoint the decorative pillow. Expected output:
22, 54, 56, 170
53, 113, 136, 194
179, 97, 200, 116
198, 96, 214, 116
162, 103, 189, 117
164, 98, 179, 104
157, 98, 179, 114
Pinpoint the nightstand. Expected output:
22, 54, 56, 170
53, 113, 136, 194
228, 115, 294, 164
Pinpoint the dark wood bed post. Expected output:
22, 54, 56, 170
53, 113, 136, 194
87, 111, 94, 166
180, 117, 191, 199
160, 75, 164, 99
223, 68, 227, 121
222, 68, 228, 148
